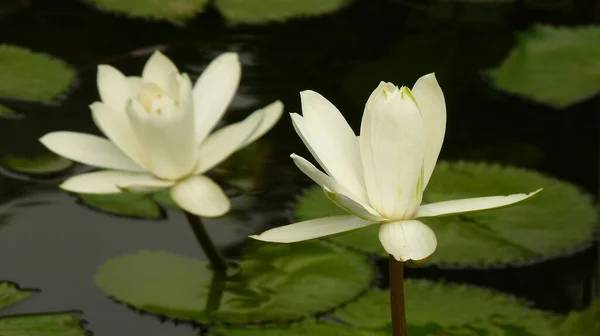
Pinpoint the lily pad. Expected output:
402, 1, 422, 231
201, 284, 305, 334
88, 0, 210, 22
555, 301, 600, 336
0, 282, 87, 336
211, 320, 371, 336
0, 154, 73, 176
0, 45, 76, 112
333, 280, 558, 336
294, 161, 597, 266
487, 25, 600, 108
78, 192, 163, 219
214, 0, 351, 24
94, 241, 373, 324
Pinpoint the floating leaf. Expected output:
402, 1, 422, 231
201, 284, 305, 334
79, 192, 162, 219
0, 154, 73, 176
0, 45, 76, 112
88, 0, 210, 22
214, 0, 351, 24
555, 301, 600, 336
294, 161, 597, 266
0, 282, 87, 336
0, 282, 35, 309
0, 104, 16, 116
488, 25, 600, 108
212, 320, 371, 336
334, 280, 558, 335
151, 188, 180, 210
94, 241, 373, 324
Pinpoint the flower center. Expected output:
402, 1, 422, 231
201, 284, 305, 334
138, 83, 177, 114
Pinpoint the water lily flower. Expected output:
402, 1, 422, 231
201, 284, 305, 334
251, 74, 540, 261
40, 51, 283, 217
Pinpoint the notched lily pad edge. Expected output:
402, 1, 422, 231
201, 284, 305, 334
287, 169, 599, 270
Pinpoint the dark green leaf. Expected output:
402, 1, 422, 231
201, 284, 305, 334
214, 0, 351, 24
488, 25, 600, 108
79, 192, 162, 219
94, 241, 373, 323
555, 301, 600, 336
0, 282, 35, 310
0, 153, 73, 176
88, 0, 209, 22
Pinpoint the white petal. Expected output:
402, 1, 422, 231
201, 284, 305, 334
324, 187, 384, 222
195, 109, 263, 174
97, 65, 132, 113
300, 90, 366, 201
40, 131, 144, 172
141, 51, 179, 89
193, 52, 241, 144
60, 170, 174, 194
170, 175, 230, 217
240, 100, 284, 148
128, 76, 143, 96
90, 102, 147, 167
126, 95, 197, 180
416, 189, 542, 218
412, 73, 446, 189
290, 153, 351, 196
360, 83, 424, 220
379, 220, 437, 262
250, 215, 374, 243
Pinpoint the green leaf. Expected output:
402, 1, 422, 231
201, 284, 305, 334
0, 104, 16, 116
0, 282, 35, 310
212, 320, 374, 336
294, 161, 597, 266
94, 241, 373, 324
0, 282, 87, 336
214, 0, 351, 24
0, 153, 73, 176
152, 188, 181, 210
555, 301, 600, 336
79, 192, 163, 219
0, 312, 87, 336
488, 25, 600, 108
0, 45, 76, 112
88, 0, 209, 22
334, 280, 558, 336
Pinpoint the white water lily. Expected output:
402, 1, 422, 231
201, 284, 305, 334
251, 74, 541, 261
40, 51, 283, 217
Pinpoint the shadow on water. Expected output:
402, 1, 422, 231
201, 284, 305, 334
0, 0, 599, 335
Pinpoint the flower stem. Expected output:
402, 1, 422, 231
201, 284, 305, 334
389, 255, 407, 336
184, 211, 228, 274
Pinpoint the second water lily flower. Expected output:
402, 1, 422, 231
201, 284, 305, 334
251, 74, 540, 262
40, 51, 283, 217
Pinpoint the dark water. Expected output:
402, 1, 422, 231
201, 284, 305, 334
0, 0, 599, 335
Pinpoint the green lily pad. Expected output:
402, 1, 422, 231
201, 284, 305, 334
0, 282, 87, 336
0, 104, 16, 116
333, 280, 558, 336
88, 0, 209, 22
94, 241, 373, 324
214, 0, 351, 24
555, 301, 600, 336
0, 282, 35, 309
212, 320, 373, 336
294, 161, 597, 266
0, 45, 76, 112
487, 25, 600, 108
79, 192, 163, 219
0, 154, 73, 176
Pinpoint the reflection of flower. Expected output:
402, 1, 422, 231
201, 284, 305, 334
252, 74, 540, 262
41, 51, 283, 217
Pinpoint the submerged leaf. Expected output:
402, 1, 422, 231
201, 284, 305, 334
294, 161, 596, 266
488, 25, 600, 108
214, 0, 351, 24
94, 241, 373, 323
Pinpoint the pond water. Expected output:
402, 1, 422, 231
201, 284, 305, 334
0, 0, 599, 335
